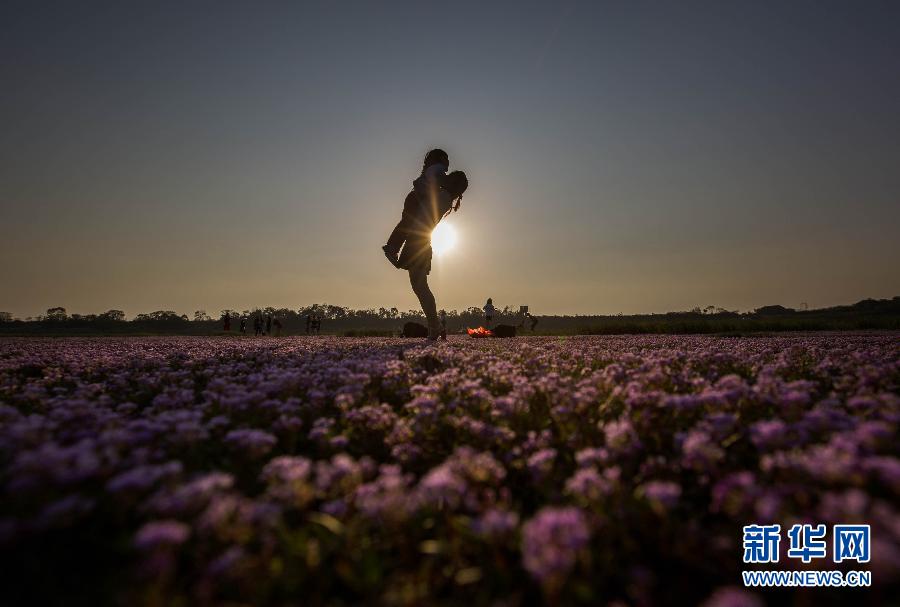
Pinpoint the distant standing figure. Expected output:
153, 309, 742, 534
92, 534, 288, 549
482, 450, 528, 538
223, 314, 231, 332
520, 305, 538, 332
239, 317, 247, 334
483, 298, 495, 328
254, 314, 262, 336
273, 318, 282, 336
439, 309, 447, 341
305, 314, 312, 335
265, 314, 272, 335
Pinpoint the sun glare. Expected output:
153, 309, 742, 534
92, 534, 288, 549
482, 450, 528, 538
431, 222, 457, 256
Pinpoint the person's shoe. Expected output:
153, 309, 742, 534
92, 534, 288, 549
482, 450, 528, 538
382, 245, 400, 268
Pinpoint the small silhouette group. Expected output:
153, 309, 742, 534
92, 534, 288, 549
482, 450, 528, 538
305, 314, 322, 335
228, 312, 282, 336
254, 314, 267, 336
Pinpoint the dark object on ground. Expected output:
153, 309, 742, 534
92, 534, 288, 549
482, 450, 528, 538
492, 324, 518, 338
402, 322, 429, 338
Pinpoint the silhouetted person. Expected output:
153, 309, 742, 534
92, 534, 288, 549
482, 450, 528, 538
239, 317, 247, 334
439, 309, 447, 340
396, 170, 469, 340
305, 314, 312, 335
519, 306, 538, 332
223, 314, 231, 332
273, 317, 282, 336
383, 149, 449, 267
265, 314, 272, 335
254, 314, 262, 336
483, 298, 495, 328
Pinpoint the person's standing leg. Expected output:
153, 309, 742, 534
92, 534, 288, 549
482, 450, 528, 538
409, 269, 439, 338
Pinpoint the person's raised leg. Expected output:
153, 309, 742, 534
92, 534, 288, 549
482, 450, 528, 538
383, 214, 414, 267
409, 269, 439, 339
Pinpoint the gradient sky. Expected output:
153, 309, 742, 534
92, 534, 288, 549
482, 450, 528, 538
2, 1, 899, 318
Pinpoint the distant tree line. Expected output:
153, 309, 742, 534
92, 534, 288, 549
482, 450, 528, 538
1, 297, 898, 336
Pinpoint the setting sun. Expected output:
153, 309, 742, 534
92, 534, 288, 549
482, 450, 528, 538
431, 222, 457, 256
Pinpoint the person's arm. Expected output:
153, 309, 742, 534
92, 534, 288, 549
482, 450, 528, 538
413, 163, 448, 198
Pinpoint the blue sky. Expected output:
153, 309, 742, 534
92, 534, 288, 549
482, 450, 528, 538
1, 1, 898, 317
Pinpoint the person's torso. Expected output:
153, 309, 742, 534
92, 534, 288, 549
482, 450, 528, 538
415, 190, 453, 230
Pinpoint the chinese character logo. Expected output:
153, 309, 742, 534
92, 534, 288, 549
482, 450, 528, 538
743, 524, 781, 563
786, 524, 827, 563
834, 524, 870, 563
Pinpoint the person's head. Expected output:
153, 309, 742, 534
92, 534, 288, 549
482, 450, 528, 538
487, 298, 492, 305
442, 171, 468, 197
423, 148, 449, 169
441, 170, 468, 212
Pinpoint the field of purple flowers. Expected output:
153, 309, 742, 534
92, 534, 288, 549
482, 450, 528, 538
1, 335, 898, 606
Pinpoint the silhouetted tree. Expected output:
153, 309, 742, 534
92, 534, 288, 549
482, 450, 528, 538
70, 314, 98, 321
135, 311, 186, 322
0, 312, 14, 323
98, 310, 125, 321
193, 310, 212, 322
45, 307, 67, 321
324, 305, 348, 320
755, 305, 796, 316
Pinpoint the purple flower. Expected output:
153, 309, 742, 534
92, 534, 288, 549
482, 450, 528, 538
106, 461, 183, 494
418, 464, 467, 509
1, 332, 897, 604
472, 508, 519, 539
565, 467, 616, 501
261, 455, 312, 484
355, 465, 413, 521
224, 428, 277, 458
602, 419, 641, 453
638, 480, 682, 511
681, 430, 725, 470
526, 448, 556, 480
521, 507, 590, 586
575, 448, 609, 468
134, 520, 190, 550
749, 420, 788, 451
